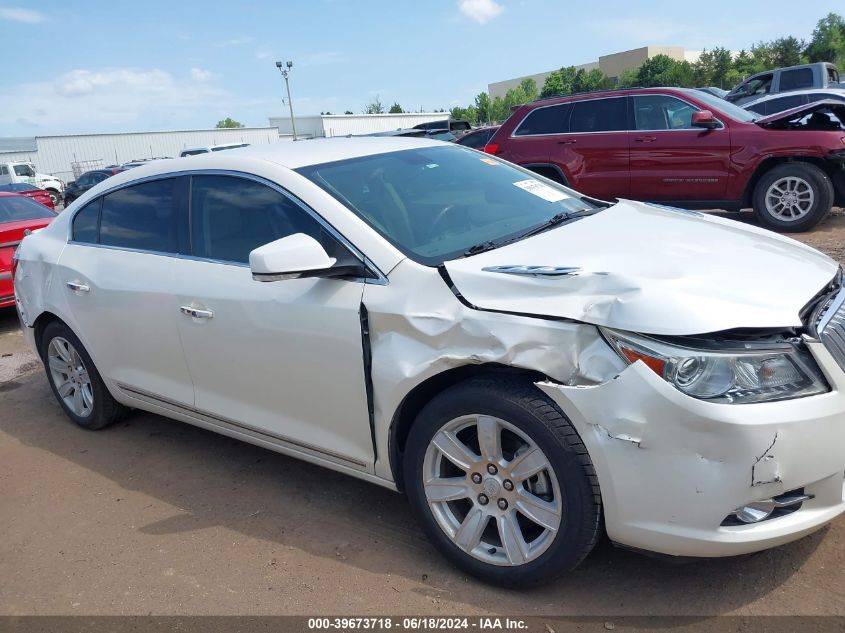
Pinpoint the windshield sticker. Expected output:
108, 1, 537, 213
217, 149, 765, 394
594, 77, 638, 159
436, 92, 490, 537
480, 158, 498, 165
512, 179, 570, 202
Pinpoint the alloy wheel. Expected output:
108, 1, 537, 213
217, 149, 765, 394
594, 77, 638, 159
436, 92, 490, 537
422, 414, 562, 566
47, 337, 94, 418
764, 176, 814, 221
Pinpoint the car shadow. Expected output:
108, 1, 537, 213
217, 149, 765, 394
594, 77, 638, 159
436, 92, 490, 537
0, 311, 823, 616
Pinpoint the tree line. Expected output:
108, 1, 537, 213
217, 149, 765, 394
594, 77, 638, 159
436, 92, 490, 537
449, 11, 845, 125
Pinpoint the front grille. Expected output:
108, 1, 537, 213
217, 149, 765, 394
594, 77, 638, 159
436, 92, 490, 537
813, 287, 845, 374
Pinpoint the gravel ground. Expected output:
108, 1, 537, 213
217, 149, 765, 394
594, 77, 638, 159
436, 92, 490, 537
2, 209, 845, 619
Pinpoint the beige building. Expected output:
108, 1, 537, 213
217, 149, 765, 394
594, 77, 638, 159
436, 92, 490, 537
488, 46, 702, 99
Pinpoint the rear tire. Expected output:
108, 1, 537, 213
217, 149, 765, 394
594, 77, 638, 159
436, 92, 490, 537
45, 189, 60, 207
40, 321, 128, 430
403, 376, 601, 587
752, 163, 833, 232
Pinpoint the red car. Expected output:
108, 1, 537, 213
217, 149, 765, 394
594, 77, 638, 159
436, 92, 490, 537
485, 88, 845, 231
0, 183, 56, 209
0, 192, 57, 308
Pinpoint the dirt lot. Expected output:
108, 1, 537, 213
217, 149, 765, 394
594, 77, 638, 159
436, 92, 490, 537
2, 209, 845, 618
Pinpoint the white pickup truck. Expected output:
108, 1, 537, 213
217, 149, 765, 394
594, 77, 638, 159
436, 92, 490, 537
0, 161, 64, 206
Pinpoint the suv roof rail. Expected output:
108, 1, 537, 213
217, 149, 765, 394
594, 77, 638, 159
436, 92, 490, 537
530, 87, 646, 104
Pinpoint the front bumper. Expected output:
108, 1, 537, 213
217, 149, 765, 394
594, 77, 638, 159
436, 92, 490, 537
537, 339, 845, 557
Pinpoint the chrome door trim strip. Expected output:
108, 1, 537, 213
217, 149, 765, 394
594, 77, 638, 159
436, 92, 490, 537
116, 382, 369, 469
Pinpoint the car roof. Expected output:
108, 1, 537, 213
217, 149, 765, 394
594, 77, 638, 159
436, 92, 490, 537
744, 88, 845, 106
523, 86, 699, 108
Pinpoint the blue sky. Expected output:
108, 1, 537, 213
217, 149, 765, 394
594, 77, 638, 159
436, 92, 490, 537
0, 0, 842, 136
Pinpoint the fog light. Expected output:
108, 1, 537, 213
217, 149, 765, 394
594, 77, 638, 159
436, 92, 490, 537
734, 501, 776, 523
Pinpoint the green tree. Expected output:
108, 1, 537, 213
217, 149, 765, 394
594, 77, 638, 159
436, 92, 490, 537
616, 67, 639, 88
805, 12, 845, 64
364, 95, 385, 114
388, 102, 404, 114
518, 78, 538, 101
450, 105, 478, 125
541, 66, 578, 97
636, 54, 677, 87
215, 117, 244, 128
771, 36, 806, 67
344, 110, 353, 115
475, 92, 491, 124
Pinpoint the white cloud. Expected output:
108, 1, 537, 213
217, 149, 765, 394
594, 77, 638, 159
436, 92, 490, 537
0, 7, 46, 23
190, 67, 213, 81
216, 36, 253, 47
457, 0, 503, 24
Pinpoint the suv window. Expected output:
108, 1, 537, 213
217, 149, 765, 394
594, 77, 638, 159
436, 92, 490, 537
765, 94, 806, 114
99, 177, 187, 253
72, 199, 101, 243
458, 128, 496, 149
569, 98, 627, 133
514, 104, 571, 136
77, 173, 93, 186
190, 175, 338, 265
633, 95, 698, 130
744, 74, 773, 97
779, 68, 813, 91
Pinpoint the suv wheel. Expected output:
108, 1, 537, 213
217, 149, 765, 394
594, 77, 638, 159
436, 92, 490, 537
752, 163, 833, 232
40, 321, 128, 430
403, 377, 601, 587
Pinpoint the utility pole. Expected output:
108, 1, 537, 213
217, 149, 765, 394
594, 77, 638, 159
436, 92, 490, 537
275, 61, 297, 141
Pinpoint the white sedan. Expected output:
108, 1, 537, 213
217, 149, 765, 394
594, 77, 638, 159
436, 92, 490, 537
12, 138, 845, 586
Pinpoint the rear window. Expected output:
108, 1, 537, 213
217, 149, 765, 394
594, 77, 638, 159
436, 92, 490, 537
779, 68, 814, 91
0, 195, 55, 223
514, 104, 571, 136
569, 98, 627, 133
99, 178, 187, 253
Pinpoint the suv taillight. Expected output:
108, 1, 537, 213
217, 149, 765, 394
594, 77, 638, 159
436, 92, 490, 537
483, 143, 500, 155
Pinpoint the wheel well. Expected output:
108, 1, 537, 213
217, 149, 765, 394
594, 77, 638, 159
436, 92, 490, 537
523, 164, 569, 185
32, 311, 62, 356
388, 364, 545, 492
742, 157, 838, 207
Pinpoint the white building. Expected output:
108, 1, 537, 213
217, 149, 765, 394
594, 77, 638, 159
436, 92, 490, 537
269, 112, 449, 138
0, 127, 281, 181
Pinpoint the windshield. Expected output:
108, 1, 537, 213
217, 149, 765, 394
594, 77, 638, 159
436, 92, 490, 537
297, 145, 600, 266
0, 196, 55, 222
683, 89, 758, 122
0, 183, 38, 192
12, 164, 36, 177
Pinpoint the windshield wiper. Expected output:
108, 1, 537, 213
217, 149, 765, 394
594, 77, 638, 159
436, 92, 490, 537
463, 240, 499, 257
516, 211, 573, 239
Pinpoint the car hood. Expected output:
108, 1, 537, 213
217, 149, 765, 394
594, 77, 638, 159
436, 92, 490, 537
442, 200, 839, 336
754, 99, 845, 127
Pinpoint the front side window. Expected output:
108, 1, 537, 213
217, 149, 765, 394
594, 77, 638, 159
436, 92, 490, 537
745, 74, 773, 97
514, 104, 571, 136
0, 195, 55, 222
99, 178, 187, 253
634, 95, 698, 130
297, 146, 601, 266
569, 98, 627, 133
779, 68, 813, 91
76, 174, 93, 187
190, 175, 338, 264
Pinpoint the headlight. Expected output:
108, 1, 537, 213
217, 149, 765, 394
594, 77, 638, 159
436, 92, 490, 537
601, 328, 829, 404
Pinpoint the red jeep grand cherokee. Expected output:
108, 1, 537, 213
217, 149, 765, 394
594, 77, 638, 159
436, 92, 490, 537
486, 87, 845, 231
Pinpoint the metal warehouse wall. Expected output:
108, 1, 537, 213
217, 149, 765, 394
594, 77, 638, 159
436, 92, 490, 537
0, 127, 282, 181
269, 113, 449, 138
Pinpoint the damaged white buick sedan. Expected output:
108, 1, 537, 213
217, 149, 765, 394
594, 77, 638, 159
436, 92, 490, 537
13, 138, 845, 586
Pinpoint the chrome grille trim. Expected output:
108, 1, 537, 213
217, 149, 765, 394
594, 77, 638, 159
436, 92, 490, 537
814, 286, 845, 374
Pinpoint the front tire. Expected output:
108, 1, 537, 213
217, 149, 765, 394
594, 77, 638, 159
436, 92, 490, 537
752, 163, 833, 232
403, 377, 601, 587
45, 189, 60, 207
40, 321, 127, 430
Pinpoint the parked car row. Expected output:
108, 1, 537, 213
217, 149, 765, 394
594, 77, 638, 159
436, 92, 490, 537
0, 161, 65, 207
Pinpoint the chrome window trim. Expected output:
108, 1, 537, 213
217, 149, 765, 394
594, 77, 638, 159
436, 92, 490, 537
65, 169, 388, 284
510, 93, 726, 138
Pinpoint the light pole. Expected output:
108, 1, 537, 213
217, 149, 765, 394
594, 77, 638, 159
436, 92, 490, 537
275, 61, 297, 141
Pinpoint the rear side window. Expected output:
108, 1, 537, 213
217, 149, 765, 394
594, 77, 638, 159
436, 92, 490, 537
190, 175, 333, 264
570, 98, 627, 133
99, 178, 187, 253
779, 68, 813, 91
458, 128, 495, 149
765, 94, 806, 114
514, 104, 571, 136
72, 199, 100, 243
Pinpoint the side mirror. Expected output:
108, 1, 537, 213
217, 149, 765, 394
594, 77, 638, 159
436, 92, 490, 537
691, 110, 719, 129
249, 233, 337, 282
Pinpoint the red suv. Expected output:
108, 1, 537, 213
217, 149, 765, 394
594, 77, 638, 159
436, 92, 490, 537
485, 87, 845, 231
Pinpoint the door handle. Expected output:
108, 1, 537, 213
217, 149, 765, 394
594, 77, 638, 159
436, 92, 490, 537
557, 139, 577, 144
180, 306, 214, 319
634, 136, 657, 142
66, 281, 90, 293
